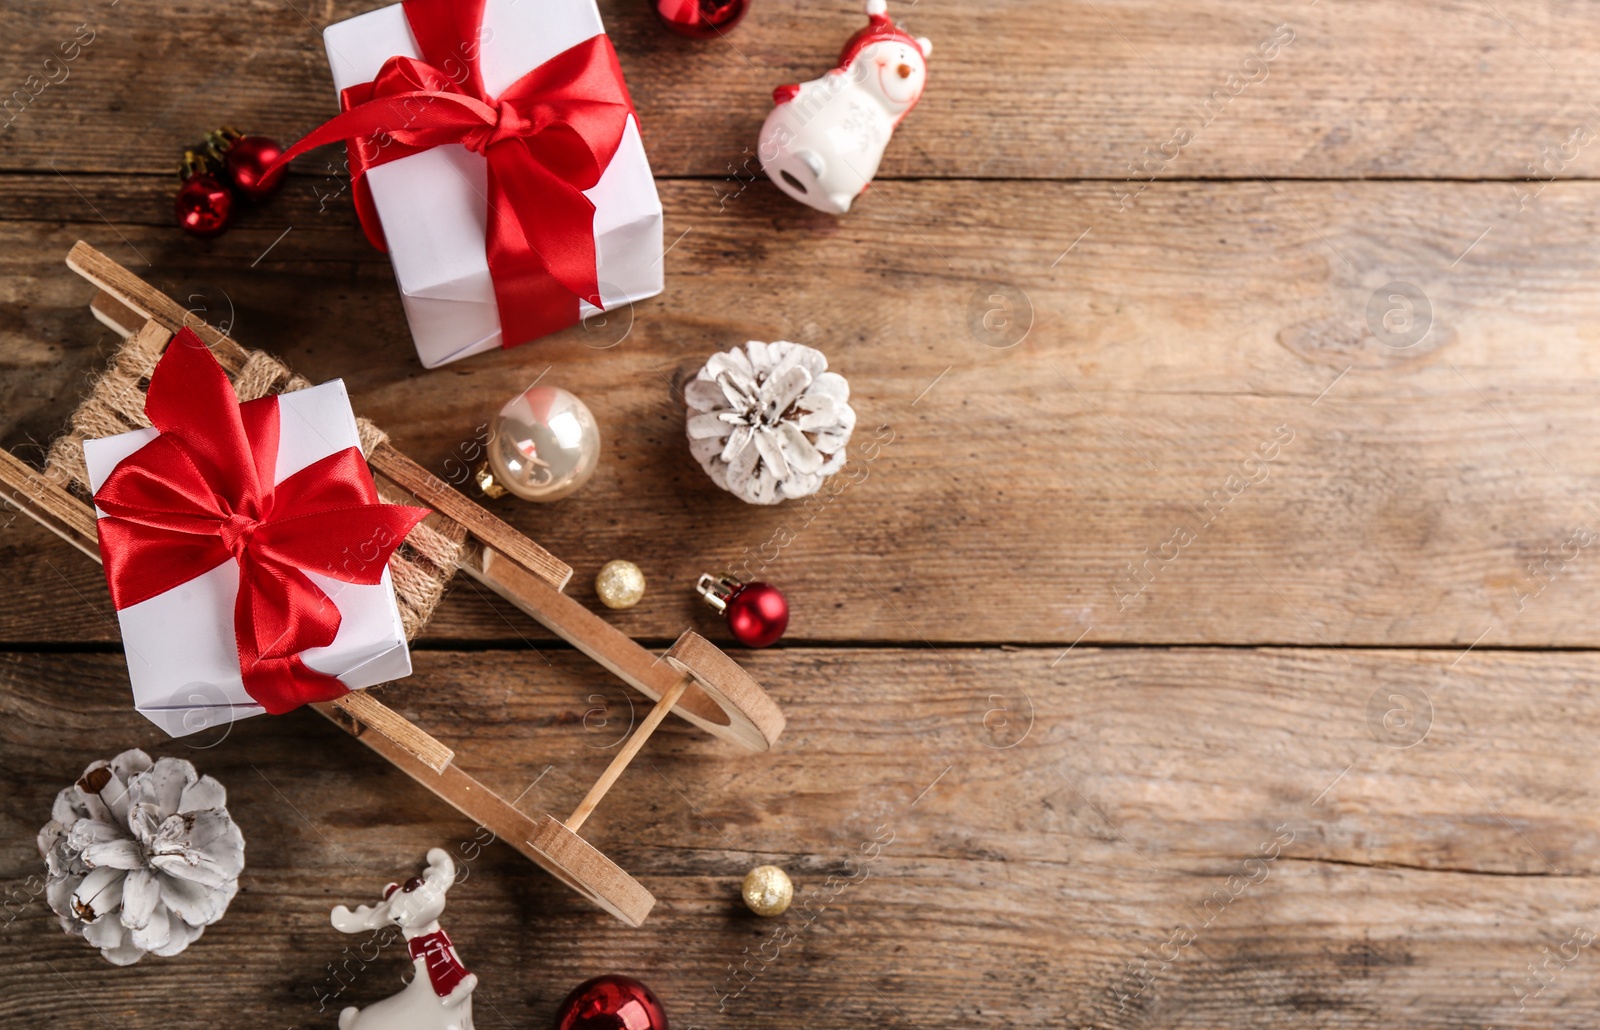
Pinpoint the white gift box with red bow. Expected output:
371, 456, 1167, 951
82, 381, 413, 737
321, 0, 664, 368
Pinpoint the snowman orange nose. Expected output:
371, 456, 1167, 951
897, 63, 912, 78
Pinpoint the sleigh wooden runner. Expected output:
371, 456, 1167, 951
0, 241, 786, 928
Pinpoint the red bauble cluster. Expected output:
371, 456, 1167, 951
651, 0, 750, 39
174, 127, 287, 238
554, 975, 668, 1030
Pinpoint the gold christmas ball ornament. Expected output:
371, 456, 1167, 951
741, 864, 793, 917
595, 560, 646, 610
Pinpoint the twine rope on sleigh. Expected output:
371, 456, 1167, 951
41, 333, 465, 641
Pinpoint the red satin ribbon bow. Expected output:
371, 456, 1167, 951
271, 0, 636, 348
92, 328, 429, 714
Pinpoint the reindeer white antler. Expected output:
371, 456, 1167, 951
424, 847, 455, 882
331, 900, 392, 934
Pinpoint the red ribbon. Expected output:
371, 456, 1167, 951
271, 0, 636, 348
92, 328, 429, 714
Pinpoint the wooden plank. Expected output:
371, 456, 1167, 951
3, 0, 1600, 180
1, 645, 1597, 1027
0, 449, 97, 561
562, 675, 691, 832
64, 239, 254, 365
4, 181, 1600, 647
527, 813, 656, 927
312, 691, 454, 775
88, 289, 144, 336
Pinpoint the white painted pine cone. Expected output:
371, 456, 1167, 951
686, 340, 856, 505
36, 749, 244, 965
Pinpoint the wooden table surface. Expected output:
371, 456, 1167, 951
4, 0, 1600, 1026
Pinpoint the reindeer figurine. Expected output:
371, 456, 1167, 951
758, 0, 932, 214
331, 849, 477, 1030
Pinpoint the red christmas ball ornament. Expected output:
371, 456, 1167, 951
697, 574, 788, 648
650, 0, 750, 39
224, 134, 287, 200
206, 127, 288, 201
554, 975, 668, 1030
174, 149, 234, 239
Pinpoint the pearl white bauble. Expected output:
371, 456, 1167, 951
484, 386, 600, 502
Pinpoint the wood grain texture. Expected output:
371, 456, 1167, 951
1, 647, 1597, 1028
315, 692, 457, 774
0, 448, 97, 560
562, 675, 691, 833
4, 0, 1600, 180
4, 181, 1600, 647
3, 1, 1599, 1025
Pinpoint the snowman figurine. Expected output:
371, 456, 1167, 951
758, 0, 931, 215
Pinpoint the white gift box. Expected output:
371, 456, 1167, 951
83, 381, 414, 738
322, 0, 664, 368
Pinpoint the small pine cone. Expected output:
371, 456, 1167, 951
37, 749, 244, 965
685, 340, 856, 505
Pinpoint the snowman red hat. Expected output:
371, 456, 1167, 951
838, 0, 932, 69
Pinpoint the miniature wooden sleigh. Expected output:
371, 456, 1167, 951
0, 242, 785, 927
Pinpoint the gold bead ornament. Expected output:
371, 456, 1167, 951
595, 560, 646, 610
741, 864, 793, 917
